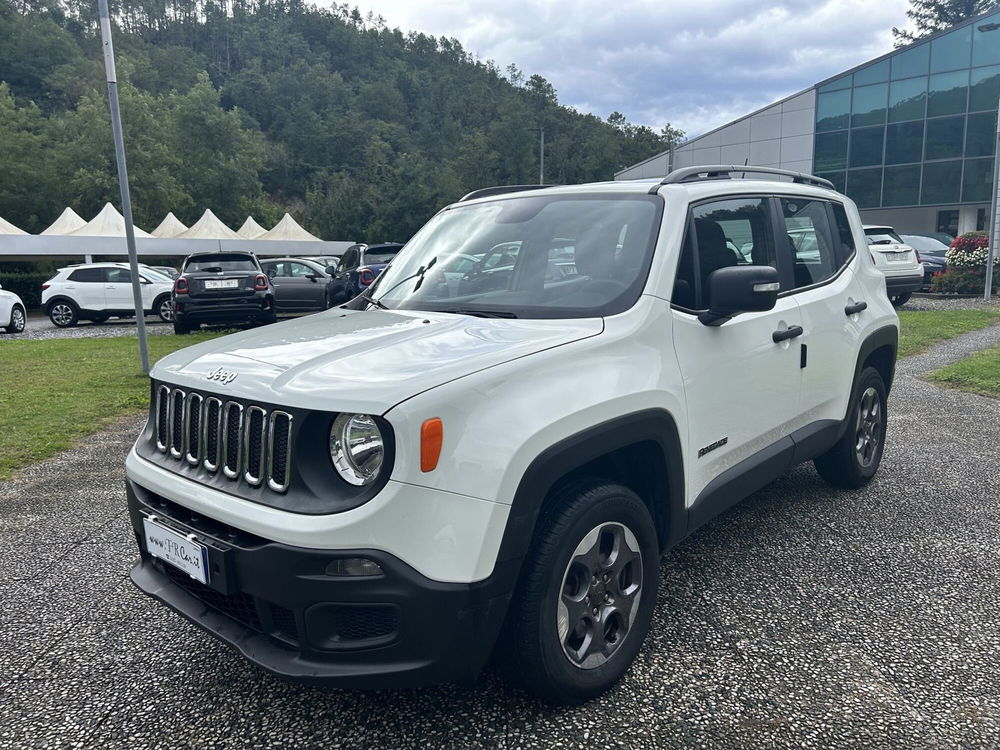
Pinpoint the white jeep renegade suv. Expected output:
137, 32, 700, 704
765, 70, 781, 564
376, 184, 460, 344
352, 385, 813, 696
126, 167, 898, 704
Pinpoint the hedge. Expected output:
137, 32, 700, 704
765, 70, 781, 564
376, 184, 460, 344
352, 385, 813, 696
0, 271, 51, 310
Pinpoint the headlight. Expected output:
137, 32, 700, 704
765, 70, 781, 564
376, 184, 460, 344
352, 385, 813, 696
329, 413, 384, 486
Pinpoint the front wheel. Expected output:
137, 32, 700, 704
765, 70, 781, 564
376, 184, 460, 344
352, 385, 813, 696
500, 481, 659, 704
814, 366, 888, 488
5, 305, 26, 333
890, 292, 911, 307
173, 318, 193, 335
155, 295, 174, 323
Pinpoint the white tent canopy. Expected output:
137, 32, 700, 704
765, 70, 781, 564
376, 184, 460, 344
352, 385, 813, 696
0, 216, 28, 235
41, 207, 86, 235
258, 213, 320, 242
237, 216, 267, 239
176, 209, 240, 240
151, 212, 188, 238
69, 203, 152, 238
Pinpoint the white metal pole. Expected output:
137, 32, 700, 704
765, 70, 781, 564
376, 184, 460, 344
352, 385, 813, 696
986, 96, 1000, 301
98, 0, 150, 373
539, 126, 545, 185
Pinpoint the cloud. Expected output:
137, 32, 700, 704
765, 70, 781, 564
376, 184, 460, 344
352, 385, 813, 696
340, 0, 911, 138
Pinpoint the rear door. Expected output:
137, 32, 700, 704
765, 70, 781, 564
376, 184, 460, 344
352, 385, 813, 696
66, 267, 107, 310
670, 195, 803, 511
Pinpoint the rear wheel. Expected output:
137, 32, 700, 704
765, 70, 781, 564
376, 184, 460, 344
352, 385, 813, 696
5, 305, 25, 333
155, 294, 174, 323
48, 301, 78, 328
500, 481, 659, 704
173, 318, 193, 335
890, 292, 911, 307
814, 366, 888, 488
90, 314, 110, 324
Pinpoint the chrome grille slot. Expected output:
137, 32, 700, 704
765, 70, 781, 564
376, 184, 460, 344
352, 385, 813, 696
185, 393, 203, 465
203, 397, 222, 472
267, 412, 293, 492
169, 389, 186, 458
155, 385, 170, 452
243, 406, 267, 487
151, 386, 294, 495
223, 402, 243, 479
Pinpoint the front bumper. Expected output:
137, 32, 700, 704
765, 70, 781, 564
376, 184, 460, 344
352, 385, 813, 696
883, 272, 923, 295
174, 294, 274, 324
127, 480, 518, 688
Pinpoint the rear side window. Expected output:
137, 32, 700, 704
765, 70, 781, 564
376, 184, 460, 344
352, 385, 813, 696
68, 268, 103, 283
673, 197, 778, 311
830, 203, 856, 265
779, 198, 838, 288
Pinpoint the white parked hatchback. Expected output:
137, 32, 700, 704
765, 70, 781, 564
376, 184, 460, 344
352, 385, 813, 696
42, 263, 175, 327
126, 167, 899, 704
863, 225, 923, 307
0, 283, 27, 334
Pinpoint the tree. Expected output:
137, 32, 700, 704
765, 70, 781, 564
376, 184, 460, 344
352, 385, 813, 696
892, 0, 1000, 45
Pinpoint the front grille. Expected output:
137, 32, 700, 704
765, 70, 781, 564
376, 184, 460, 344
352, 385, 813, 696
154, 387, 293, 493
163, 563, 262, 630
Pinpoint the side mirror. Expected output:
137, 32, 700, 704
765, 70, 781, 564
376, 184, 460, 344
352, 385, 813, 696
325, 266, 337, 276
698, 265, 780, 327
266, 267, 277, 279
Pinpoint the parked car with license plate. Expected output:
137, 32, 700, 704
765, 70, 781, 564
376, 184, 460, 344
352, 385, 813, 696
172, 251, 276, 334
127, 166, 898, 704
327, 243, 404, 305
863, 225, 923, 307
259, 257, 338, 313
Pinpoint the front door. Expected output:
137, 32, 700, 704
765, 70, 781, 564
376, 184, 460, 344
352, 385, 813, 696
670, 196, 803, 512
103, 267, 137, 312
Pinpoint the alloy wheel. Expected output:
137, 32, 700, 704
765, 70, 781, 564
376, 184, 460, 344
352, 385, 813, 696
51, 303, 74, 326
557, 522, 643, 670
11, 307, 25, 332
159, 298, 174, 322
855, 386, 882, 468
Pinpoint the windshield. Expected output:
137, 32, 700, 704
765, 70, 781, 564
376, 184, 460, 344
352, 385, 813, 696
900, 235, 948, 255
184, 254, 258, 272
364, 194, 661, 318
365, 250, 401, 266
865, 229, 904, 245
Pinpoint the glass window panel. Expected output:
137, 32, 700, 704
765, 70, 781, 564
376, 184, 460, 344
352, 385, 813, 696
816, 171, 847, 194
816, 89, 851, 131
883, 165, 921, 206
780, 198, 840, 288
963, 158, 995, 202
925, 116, 965, 160
966, 111, 998, 157
927, 70, 969, 116
851, 83, 888, 127
818, 74, 853, 93
888, 77, 927, 122
930, 25, 972, 73
855, 59, 890, 86
921, 160, 962, 204
970, 65, 1000, 112
973, 14, 1000, 67
891, 43, 930, 79
814, 131, 849, 171
846, 168, 883, 208
850, 126, 885, 167
885, 121, 924, 164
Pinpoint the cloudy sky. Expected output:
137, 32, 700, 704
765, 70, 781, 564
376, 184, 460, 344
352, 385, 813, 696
343, 0, 913, 139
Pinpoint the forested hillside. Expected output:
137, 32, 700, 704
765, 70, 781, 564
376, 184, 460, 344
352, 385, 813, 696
0, 0, 682, 240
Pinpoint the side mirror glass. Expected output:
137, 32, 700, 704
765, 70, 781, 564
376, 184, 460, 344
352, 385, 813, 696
698, 265, 780, 327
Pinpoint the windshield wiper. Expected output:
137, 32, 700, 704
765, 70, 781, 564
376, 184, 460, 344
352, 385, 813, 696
358, 286, 389, 310
448, 309, 518, 318
360, 257, 437, 310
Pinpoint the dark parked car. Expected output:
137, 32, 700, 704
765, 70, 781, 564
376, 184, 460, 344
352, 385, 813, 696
259, 257, 336, 313
172, 251, 275, 334
900, 234, 949, 290
327, 242, 403, 305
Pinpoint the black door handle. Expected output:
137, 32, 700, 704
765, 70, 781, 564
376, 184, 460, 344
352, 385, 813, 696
773, 325, 804, 343
845, 301, 868, 315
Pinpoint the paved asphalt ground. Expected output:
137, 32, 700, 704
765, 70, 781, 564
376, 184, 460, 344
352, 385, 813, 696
2, 322, 1000, 748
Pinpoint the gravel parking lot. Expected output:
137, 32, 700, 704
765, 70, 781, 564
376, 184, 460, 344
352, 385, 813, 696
2, 322, 1000, 748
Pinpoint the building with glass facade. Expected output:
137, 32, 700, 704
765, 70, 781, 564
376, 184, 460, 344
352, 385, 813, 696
615, 10, 1000, 237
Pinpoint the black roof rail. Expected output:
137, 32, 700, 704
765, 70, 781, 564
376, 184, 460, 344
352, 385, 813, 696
459, 184, 555, 202
650, 165, 835, 193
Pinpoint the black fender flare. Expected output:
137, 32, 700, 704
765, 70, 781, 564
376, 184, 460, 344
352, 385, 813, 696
854, 325, 898, 395
44, 296, 78, 315
495, 408, 686, 568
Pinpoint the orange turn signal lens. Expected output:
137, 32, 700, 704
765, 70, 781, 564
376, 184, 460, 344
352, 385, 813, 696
420, 418, 443, 472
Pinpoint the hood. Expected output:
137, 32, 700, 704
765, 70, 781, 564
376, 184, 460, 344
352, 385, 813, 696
152, 308, 603, 414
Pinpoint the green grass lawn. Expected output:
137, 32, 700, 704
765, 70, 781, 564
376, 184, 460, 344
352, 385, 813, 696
897, 308, 1000, 357
0, 333, 220, 480
929, 344, 1000, 397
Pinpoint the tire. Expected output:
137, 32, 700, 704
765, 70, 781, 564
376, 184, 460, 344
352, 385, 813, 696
890, 292, 911, 307
173, 319, 192, 335
5, 304, 26, 333
814, 366, 888, 489
500, 480, 659, 704
48, 300, 79, 328
155, 295, 174, 323
91, 314, 110, 324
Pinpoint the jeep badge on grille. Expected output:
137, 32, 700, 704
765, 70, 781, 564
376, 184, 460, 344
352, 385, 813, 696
206, 367, 238, 385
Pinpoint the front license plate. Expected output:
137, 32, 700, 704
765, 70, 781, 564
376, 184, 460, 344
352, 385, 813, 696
143, 517, 209, 584
205, 279, 239, 289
